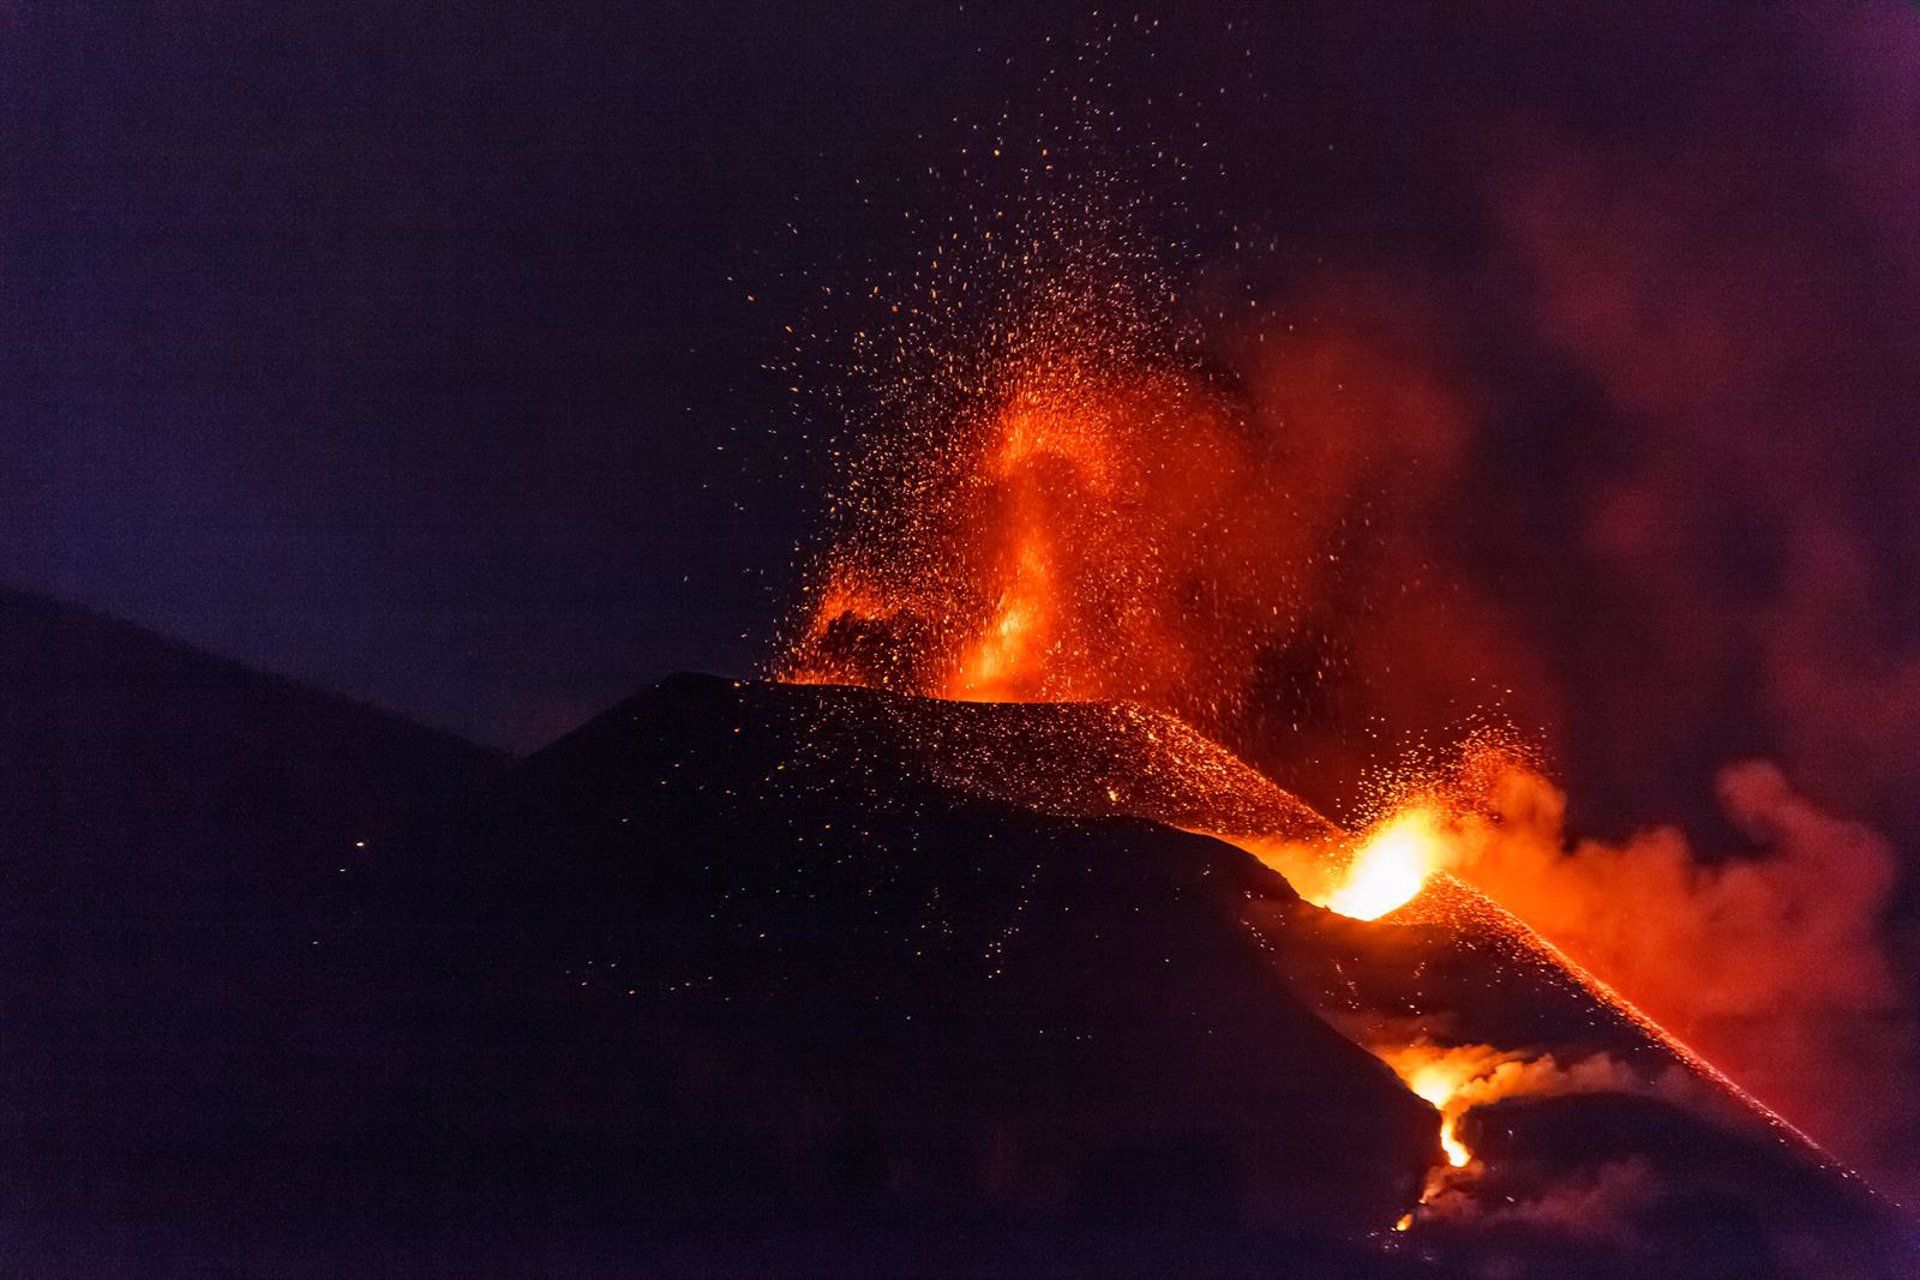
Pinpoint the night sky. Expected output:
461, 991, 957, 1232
6, 0, 1919, 874
4, 3, 1023, 748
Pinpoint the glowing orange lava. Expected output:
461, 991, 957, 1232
1321, 808, 1449, 921
1222, 804, 1452, 923
952, 538, 1055, 702
1397, 1058, 1475, 1168
1376, 1041, 1524, 1205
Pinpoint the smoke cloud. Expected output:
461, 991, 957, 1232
1440, 757, 1913, 1190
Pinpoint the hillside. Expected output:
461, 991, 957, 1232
0, 586, 503, 1275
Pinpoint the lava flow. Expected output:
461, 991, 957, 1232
1385, 1044, 1478, 1171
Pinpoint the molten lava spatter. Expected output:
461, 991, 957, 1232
780, 354, 1286, 730
1322, 808, 1449, 921
1218, 802, 1453, 923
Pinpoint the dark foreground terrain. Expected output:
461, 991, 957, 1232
0, 589, 1908, 1276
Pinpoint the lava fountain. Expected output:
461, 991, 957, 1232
766, 154, 1882, 1238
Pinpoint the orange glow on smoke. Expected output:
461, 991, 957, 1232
939, 376, 1133, 703
952, 532, 1056, 702
941, 383, 1146, 701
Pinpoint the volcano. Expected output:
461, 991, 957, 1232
354, 674, 1908, 1275
3, 595, 1909, 1275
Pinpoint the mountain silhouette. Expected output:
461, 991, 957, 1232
0, 586, 501, 1274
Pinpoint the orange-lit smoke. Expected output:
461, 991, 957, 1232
1421, 748, 1912, 1189
1235, 743, 1911, 1187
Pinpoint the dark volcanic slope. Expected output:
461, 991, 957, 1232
13, 656, 1907, 1276
0, 586, 503, 1275
364, 673, 1438, 1275
513, 672, 1332, 841
439, 675, 1906, 1278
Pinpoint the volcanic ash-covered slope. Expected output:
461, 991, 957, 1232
405, 673, 1437, 1272
451, 674, 1910, 1278
510, 671, 1334, 841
